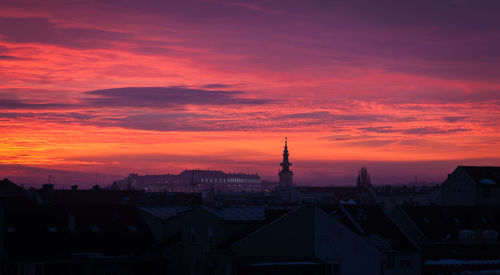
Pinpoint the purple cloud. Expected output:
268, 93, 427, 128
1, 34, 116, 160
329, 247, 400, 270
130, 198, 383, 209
86, 86, 275, 108
402, 127, 470, 135
94, 113, 257, 132
0, 99, 69, 110
358, 126, 396, 134
0, 16, 132, 49
443, 116, 469, 123
0, 55, 23, 60
202, 84, 233, 89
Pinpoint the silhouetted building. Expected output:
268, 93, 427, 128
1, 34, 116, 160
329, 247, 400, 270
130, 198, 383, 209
138, 205, 189, 242
174, 206, 289, 275
1, 204, 161, 275
116, 170, 265, 193
295, 186, 376, 205
442, 166, 500, 205
278, 138, 293, 189
330, 205, 421, 275
27, 182, 145, 206
232, 207, 387, 275
392, 205, 500, 275
373, 185, 441, 209
0, 178, 33, 207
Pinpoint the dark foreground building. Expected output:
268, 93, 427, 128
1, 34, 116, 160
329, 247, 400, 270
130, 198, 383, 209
392, 205, 500, 275
3, 160, 500, 274
1, 204, 162, 275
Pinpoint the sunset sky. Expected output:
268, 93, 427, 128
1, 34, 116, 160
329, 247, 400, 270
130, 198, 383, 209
1, 0, 499, 186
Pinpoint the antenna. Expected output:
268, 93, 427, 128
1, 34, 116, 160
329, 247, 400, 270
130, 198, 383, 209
48, 174, 54, 185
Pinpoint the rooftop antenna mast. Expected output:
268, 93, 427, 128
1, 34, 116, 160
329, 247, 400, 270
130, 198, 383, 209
48, 174, 54, 185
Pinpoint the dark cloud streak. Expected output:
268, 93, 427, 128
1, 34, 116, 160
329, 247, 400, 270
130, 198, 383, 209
86, 86, 276, 108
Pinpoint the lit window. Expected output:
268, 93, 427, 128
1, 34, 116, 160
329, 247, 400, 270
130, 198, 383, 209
48, 226, 58, 233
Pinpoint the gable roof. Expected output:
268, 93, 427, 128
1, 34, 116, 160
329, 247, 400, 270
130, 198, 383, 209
0, 178, 27, 197
231, 207, 316, 257
331, 205, 419, 252
459, 166, 500, 186
138, 205, 190, 220
0, 179, 34, 206
231, 207, 385, 262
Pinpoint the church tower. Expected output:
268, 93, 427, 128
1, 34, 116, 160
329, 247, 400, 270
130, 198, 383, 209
279, 137, 293, 188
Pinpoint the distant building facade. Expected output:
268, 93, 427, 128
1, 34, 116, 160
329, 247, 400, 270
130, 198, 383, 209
116, 169, 266, 193
442, 166, 500, 205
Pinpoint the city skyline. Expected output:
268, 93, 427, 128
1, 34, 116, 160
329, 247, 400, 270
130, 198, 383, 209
1, 0, 499, 186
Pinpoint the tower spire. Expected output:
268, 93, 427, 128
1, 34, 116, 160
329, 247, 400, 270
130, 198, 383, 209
279, 137, 293, 187
281, 137, 291, 171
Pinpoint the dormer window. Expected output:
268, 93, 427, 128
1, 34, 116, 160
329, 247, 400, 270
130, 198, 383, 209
459, 230, 475, 241
483, 230, 498, 241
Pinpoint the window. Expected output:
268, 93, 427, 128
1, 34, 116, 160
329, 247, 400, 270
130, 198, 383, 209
483, 230, 498, 240
208, 226, 214, 243
191, 226, 196, 242
459, 230, 475, 241
483, 188, 492, 198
